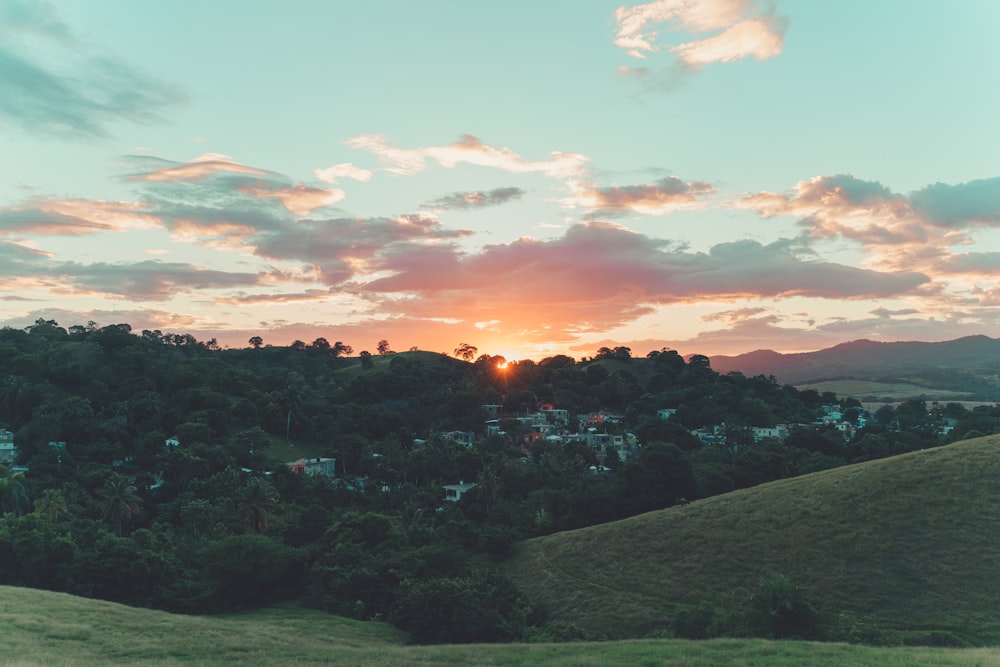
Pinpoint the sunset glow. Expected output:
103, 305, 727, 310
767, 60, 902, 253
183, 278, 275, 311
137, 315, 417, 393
2, 1, 999, 359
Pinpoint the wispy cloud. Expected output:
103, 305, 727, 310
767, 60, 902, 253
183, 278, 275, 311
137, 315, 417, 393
313, 163, 373, 184
577, 176, 715, 217
0, 0, 184, 138
614, 0, 788, 67
346, 134, 588, 179
423, 187, 526, 211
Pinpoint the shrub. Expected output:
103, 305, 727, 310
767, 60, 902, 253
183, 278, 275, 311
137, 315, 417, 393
744, 574, 820, 639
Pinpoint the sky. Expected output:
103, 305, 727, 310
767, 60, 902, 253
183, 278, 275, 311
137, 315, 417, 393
2, 0, 1000, 360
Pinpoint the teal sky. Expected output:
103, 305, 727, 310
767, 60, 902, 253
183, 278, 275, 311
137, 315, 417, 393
2, 0, 999, 359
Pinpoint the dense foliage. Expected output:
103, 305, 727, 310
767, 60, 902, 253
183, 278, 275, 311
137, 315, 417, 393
0, 319, 986, 642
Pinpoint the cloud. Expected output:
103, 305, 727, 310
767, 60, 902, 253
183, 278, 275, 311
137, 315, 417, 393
908, 178, 1000, 227
736, 174, 1000, 278
0, 199, 159, 237
349, 222, 927, 344
0, 3, 184, 138
577, 176, 715, 217
700, 306, 770, 323
614, 0, 787, 67
57, 260, 263, 301
423, 186, 526, 211
346, 134, 588, 179
127, 155, 270, 183
237, 184, 346, 216
870, 307, 920, 319
125, 154, 346, 231
252, 214, 472, 285
0, 237, 264, 301
314, 163, 373, 184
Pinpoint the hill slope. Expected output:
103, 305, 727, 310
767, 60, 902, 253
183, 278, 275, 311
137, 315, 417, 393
504, 436, 1000, 644
709, 336, 1000, 398
3, 586, 999, 666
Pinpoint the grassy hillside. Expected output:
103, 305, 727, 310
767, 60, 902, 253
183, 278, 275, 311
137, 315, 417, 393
793, 379, 972, 402
1, 586, 998, 666
504, 436, 1000, 645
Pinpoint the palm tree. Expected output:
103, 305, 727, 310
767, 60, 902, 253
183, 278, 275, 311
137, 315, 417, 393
33, 488, 70, 524
99, 473, 142, 536
234, 477, 280, 533
0, 466, 29, 516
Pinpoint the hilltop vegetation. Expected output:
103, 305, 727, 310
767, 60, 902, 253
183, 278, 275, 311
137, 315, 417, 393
506, 436, 1000, 646
1, 319, 999, 644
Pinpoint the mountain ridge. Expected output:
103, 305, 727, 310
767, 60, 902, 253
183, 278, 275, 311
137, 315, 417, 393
708, 335, 1000, 392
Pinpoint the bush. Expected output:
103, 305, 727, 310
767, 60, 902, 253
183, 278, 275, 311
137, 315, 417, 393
672, 601, 719, 639
391, 569, 535, 644
744, 574, 820, 639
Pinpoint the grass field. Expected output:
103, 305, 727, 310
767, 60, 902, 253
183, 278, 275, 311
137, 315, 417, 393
793, 379, 972, 401
1, 586, 998, 666
505, 436, 1000, 645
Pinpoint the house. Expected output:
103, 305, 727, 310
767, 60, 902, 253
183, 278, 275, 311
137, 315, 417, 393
540, 406, 569, 425
0, 430, 17, 464
286, 457, 337, 479
48, 441, 67, 453
658, 408, 678, 420
443, 430, 475, 448
443, 480, 476, 502
482, 404, 502, 419
165, 436, 180, 451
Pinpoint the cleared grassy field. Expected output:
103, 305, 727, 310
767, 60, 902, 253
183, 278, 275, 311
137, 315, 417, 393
0, 586, 997, 666
793, 379, 972, 401
505, 436, 1000, 645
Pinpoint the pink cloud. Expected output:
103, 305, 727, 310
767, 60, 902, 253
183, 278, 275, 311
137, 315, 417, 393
238, 183, 345, 216
351, 222, 927, 344
0, 199, 158, 236
128, 155, 268, 182
736, 174, 1000, 279
614, 0, 787, 67
577, 176, 715, 216
346, 133, 588, 180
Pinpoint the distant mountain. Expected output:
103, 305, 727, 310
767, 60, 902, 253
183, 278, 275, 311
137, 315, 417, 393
709, 336, 1000, 390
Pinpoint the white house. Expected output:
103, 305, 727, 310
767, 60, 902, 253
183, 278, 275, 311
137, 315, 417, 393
286, 457, 337, 478
443, 480, 476, 502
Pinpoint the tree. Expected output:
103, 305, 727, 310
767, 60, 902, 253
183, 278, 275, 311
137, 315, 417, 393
595, 346, 614, 360
360, 350, 374, 369
377, 339, 393, 355
454, 343, 478, 361
33, 488, 71, 524
310, 337, 331, 353
233, 477, 280, 533
99, 473, 142, 536
0, 467, 29, 516
333, 341, 353, 357
248, 336, 263, 349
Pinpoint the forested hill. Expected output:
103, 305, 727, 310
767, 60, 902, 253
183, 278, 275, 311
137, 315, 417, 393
709, 335, 1000, 396
0, 319, 990, 644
